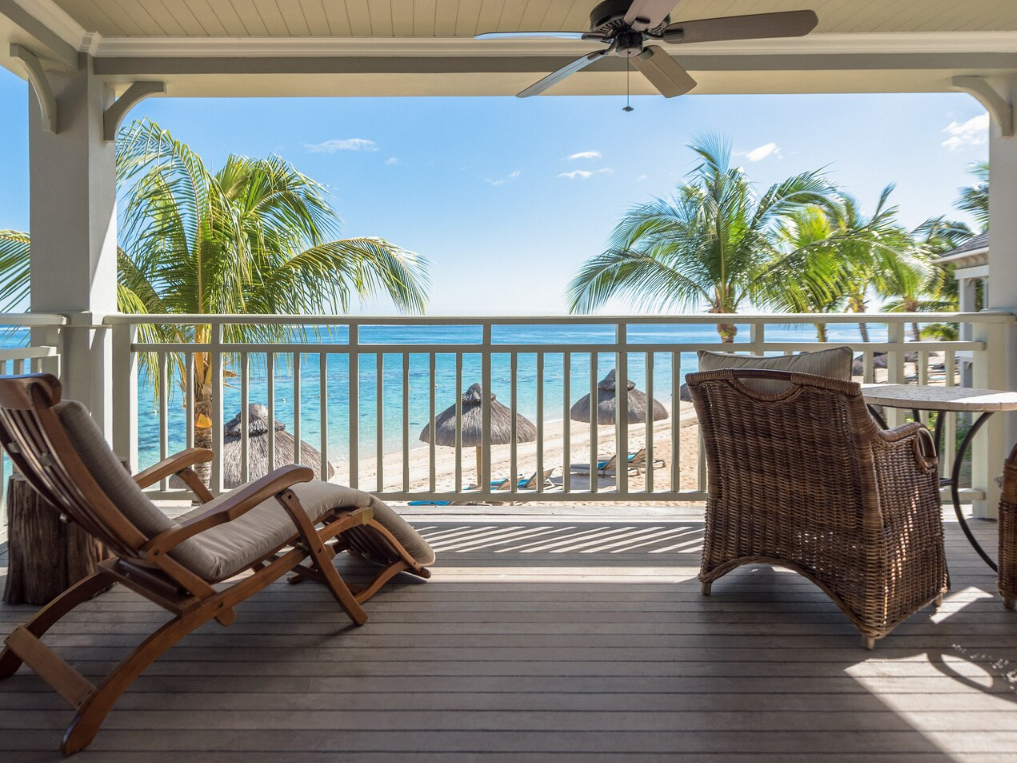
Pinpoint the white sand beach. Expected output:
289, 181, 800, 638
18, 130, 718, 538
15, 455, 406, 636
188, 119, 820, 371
332, 401, 703, 501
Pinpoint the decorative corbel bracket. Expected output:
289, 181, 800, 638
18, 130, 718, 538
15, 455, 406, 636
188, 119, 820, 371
951, 76, 1014, 138
10, 44, 57, 134
103, 81, 165, 142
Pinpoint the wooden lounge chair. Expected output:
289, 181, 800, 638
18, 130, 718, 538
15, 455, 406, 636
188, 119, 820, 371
687, 369, 947, 649
571, 448, 664, 477
0, 374, 435, 754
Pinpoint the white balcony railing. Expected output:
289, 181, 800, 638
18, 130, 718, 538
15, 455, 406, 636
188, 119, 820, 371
0, 313, 65, 536
101, 312, 1014, 507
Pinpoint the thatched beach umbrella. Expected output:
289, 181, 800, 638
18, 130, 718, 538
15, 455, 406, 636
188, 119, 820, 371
222, 404, 334, 489
419, 383, 536, 482
570, 369, 668, 425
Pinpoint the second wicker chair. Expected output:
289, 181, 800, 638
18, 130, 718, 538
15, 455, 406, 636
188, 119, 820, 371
687, 369, 948, 649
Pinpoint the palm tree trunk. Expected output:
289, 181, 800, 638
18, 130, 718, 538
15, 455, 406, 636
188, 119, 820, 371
912, 322, 921, 342
858, 322, 870, 342
716, 323, 738, 343
815, 323, 828, 343
192, 351, 213, 487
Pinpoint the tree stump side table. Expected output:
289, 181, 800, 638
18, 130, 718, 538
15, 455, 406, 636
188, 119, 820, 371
3, 472, 113, 605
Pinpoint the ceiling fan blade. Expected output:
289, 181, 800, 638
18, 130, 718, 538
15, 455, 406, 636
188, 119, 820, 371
475, 31, 607, 41
661, 11, 819, 44
517, 49, 609, 98
624, 0, 677, 31
632, 45, 696, 98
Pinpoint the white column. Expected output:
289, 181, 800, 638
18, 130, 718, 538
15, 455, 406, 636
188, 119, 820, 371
983, 80, 1017, 518
28, 55, 117, 439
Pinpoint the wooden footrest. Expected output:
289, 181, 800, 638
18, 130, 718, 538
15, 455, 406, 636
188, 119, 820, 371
6, 626, 96, 709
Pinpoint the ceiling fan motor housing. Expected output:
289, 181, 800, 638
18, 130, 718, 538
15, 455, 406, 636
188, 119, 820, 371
590, 0, 670, 36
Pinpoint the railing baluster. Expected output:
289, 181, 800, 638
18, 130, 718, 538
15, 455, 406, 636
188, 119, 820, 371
590, 351, 598, 495
320, 353, 329, 482
671, 352, 680, 494
616, 324, 628, 496
481, 324, 492, 490
240, 352, 249, 485
429, 352, 436, 493
455, 352, 463, 493
210, 323, 224, 495
348, 325, 358, 490
267, 351, 275, 474
943, 349, 957, 481
563, 352, 571, 495
863, 349, 874, 384
376, 352, 384, 492
402, 352, 410, 492
292, 352, 301, 465
185, 351, 194, 450
645, 350, 653, 493
158, 351, 168, 490
510, 352, 518, 495
536, 351, 544, 495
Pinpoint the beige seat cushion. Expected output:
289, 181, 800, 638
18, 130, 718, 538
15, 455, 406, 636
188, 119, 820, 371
173, 481, 435, 582
697, 346, 853, 394
55, 400, 434, 582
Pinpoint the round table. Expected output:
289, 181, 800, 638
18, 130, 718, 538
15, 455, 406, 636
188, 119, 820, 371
862, 384, 1017, 571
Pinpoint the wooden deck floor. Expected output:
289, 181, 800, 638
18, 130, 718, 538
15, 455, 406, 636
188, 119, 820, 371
1, 511, 1016, 762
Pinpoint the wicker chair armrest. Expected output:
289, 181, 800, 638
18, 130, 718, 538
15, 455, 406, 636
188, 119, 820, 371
875, 422, 938, 474
142, 464, 314, 559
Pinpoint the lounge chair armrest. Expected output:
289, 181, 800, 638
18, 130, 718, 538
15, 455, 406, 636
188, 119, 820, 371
142, 464, 314, 558
133, 448, 215, 501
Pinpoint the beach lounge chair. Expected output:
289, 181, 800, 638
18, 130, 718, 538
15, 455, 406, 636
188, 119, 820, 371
408, 469, 558, 506
571, 448, 665, 477
0, 374, 435, 754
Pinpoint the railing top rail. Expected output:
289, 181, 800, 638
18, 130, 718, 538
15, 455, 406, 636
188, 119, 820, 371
100, 311, 1017, 326
0, 313, 68, 327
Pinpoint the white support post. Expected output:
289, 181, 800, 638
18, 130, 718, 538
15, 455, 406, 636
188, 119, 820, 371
973, 319, 1008, 518
987, 76, 1017, 517
28, 54, 117, 439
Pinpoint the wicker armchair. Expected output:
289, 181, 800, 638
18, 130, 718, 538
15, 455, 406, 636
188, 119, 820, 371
687, 369, 948, 649
1000, 443, 1017, 610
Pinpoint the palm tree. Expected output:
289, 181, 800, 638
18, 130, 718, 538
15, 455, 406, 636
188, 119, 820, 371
2, 120, 430, 483
956, 161, 989, 232
566, 136, 848, 341
780, 186, 926, 342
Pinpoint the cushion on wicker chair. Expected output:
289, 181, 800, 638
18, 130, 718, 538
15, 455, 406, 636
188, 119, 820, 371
697, 346, 853, 394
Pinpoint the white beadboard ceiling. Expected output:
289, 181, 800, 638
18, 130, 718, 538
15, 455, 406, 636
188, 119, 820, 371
51, 0, 1017, 38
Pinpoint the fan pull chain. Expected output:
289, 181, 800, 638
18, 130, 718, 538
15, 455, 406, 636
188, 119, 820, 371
623, 58, 634, 112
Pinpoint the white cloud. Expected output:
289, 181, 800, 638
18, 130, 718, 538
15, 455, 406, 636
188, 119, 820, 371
385, 157, 399, 165
485, 169, 521, 186
745, 142, 781, 162
942, 114, 989, 151
567, 150, 602, 160
304, 138, 378, 153
558, 168, 613, 180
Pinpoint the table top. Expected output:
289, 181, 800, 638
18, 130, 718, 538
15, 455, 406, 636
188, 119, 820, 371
861, 384, 1017, 412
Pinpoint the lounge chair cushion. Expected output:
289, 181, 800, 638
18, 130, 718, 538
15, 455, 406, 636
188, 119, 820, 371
55, 401, 434, 581
55, 400, 176, 539
173, 481, 435, 581
697, 346, 853, 394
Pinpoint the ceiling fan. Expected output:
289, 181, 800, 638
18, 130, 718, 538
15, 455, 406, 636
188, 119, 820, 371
476, 0, 819, 99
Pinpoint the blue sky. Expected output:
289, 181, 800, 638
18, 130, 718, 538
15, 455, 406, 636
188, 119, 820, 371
0, 66, 989, 315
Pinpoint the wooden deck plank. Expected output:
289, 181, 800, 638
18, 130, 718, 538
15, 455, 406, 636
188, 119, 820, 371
1, 514, 1015, 762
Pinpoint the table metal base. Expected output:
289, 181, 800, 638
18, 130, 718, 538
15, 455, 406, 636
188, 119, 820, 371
868, 406, 997, 571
